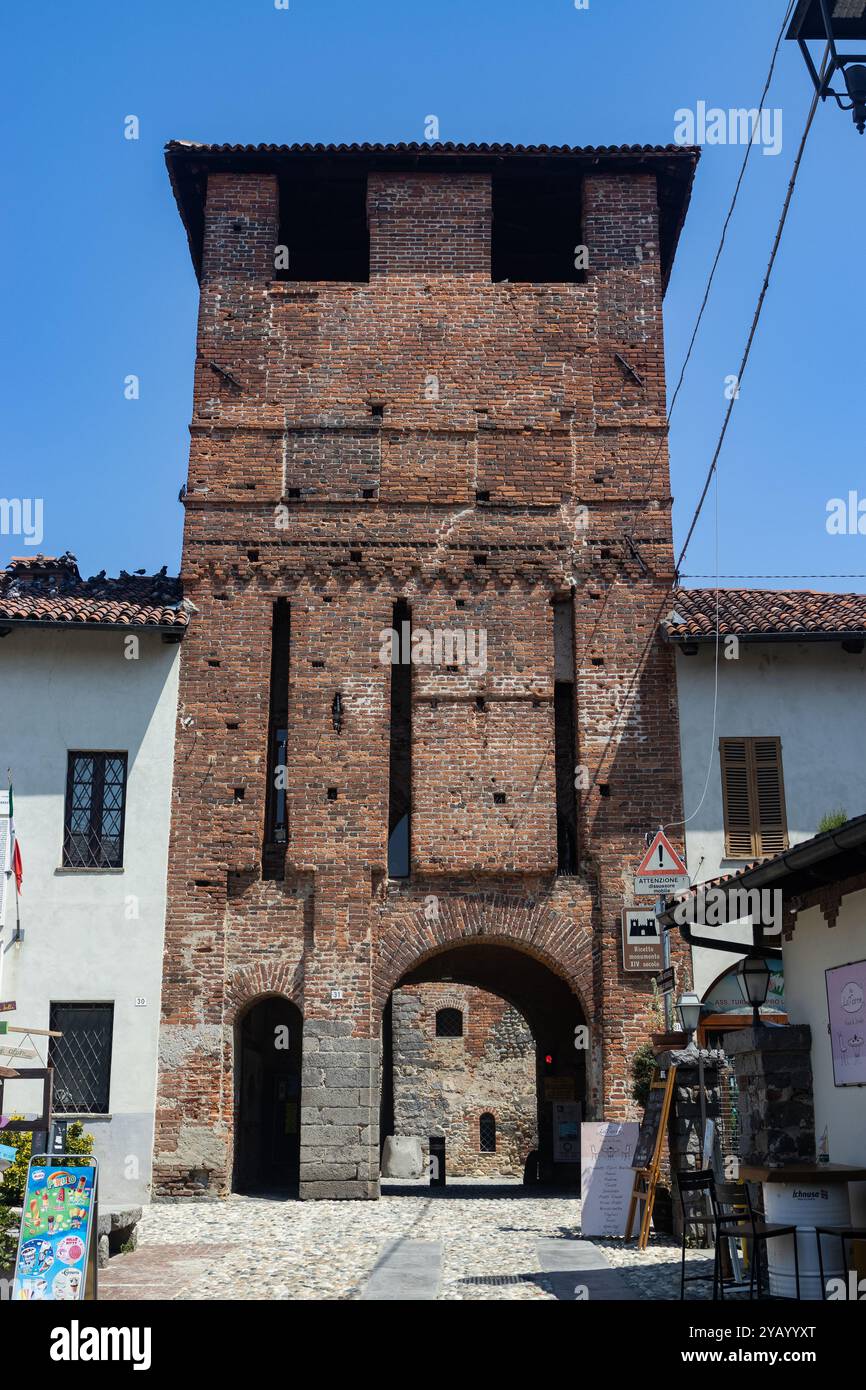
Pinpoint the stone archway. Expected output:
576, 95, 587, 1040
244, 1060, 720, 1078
373, 891, 594, 1021
376, 893, 595, 1187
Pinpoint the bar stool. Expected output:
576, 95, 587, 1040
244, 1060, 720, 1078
676, 1170, 749, 1300
715, 1182, 802, 1301
815, 1225, 866, 1300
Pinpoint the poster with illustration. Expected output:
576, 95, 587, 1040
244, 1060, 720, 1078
12, 1157, 97, 1300
826, 960, 866, 1087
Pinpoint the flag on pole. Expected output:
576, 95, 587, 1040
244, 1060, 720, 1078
4, 786, 22, 894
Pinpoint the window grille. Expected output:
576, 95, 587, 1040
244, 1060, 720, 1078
63, 752, 128, 868
435, 1008, 463, 1038
48, 1003, 114, 1113
479, 1113, 497, 1153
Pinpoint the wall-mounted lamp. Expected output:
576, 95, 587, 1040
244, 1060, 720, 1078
787, 0, 866, 132
676, 991, 703, 1039
738, 955, 772, 1027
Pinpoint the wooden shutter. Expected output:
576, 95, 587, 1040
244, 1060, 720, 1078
720, 737, 788, 860
752, 737, 788, 856
720, 739, 755, 858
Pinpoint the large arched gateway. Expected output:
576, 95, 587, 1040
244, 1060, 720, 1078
383, 939, 589, 1185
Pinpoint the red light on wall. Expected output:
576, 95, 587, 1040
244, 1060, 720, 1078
544, 1054, 553, 1066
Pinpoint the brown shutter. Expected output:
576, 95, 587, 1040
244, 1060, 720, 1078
720, 738, 756, 858
752, 737, 788, 857
720, 736, 788, 860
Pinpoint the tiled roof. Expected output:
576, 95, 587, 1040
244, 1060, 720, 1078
666, 588, 866, 641
166, 140, 699, 157
0, 555, 191, 633
165, 138, 699, 287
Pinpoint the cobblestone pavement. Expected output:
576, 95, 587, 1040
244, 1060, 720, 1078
101, 1180, 721, 1301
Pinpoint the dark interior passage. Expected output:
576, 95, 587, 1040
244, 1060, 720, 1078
234, 996, 302, 1194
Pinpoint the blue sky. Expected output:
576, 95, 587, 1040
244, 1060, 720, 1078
2, 0, 864, 590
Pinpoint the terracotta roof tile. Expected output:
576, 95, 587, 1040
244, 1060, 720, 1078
0, 554, 190, 632
666, 588, 866, 641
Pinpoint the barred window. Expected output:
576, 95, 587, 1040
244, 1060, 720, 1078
479, 1113, 497, 1153
48, 1003, 114, 1114
435, 1008, 463, 1038
63, 752, 128, 869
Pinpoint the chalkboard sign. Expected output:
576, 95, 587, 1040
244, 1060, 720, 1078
632, 1082, 667, 1169
626, 1066, 677, 1248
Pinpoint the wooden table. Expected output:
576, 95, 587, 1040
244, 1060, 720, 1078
741, 1163, 866, 1299
741, 1163, 866, 1184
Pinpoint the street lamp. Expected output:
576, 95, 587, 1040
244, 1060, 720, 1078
676, 991, 702, 1040
738, 956, 772, 1027
787, 0, 866, 132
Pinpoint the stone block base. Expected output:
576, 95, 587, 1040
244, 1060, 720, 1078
299, 1019, 381, 1199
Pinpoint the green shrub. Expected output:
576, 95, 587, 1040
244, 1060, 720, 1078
631, 1042, 657, 1109
1, 1121, 95, 1207
0, 1204, 19, 1268
818, 809, 848, 833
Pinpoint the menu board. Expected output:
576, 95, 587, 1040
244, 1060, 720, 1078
580, 1122, 640, 1237
631, 1083, 666, 1170
826, 959, 866, 1086
12, 1157, 97, 1300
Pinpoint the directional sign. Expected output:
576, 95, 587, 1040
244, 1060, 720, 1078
633, 829, 690, 896
654, 967, 676, 995
622, 908, 665, 972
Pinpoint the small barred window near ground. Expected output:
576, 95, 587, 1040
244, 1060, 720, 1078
479, 1113, 497, 1153
48, 1002, 114, 1114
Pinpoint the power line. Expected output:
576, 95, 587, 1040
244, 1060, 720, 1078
676, 49, 828, 575
666, 0, 797, 426
641, 0, 797, 508
681, 574, 866, 581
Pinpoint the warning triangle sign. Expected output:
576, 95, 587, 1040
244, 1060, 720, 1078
636, 829, 687, 877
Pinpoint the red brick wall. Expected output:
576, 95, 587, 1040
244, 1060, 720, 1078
153, 161, 689, 1199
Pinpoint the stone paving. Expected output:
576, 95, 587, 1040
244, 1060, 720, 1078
100, 1180, 722, 1301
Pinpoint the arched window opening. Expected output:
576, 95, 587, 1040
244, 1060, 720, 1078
479, 1112, 497, 1153
435, 1007, 463, 1038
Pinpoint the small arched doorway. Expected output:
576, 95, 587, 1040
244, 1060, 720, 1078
234, 996, 302, 1194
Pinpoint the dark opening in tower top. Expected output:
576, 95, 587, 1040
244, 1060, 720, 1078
491, 171, 584, 283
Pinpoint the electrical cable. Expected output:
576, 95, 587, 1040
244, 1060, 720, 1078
675, 48, 828, 576
639, 0, 797, 510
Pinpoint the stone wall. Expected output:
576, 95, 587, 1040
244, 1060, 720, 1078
723, 1025, 816, 1168
391, 983, 537, 1177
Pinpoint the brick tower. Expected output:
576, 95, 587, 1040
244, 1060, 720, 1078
154, 140, 698, 1200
